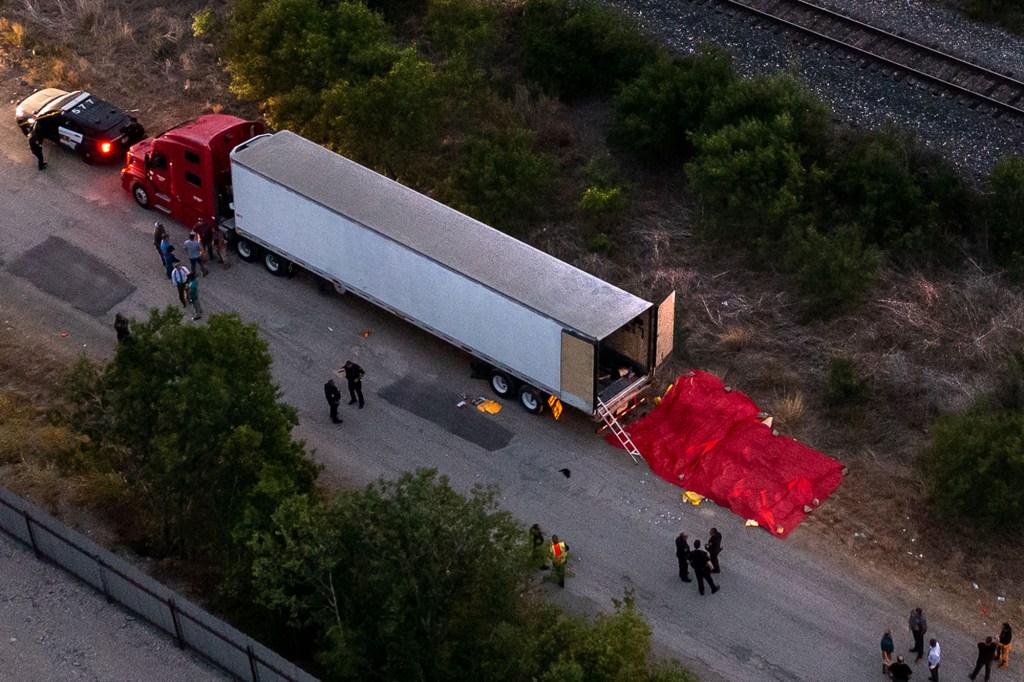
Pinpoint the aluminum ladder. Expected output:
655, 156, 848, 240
597, 398, 643, 465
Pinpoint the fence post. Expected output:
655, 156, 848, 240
168, 597, 186, 649
247, 643, 261, 682
23, 510, 41, 559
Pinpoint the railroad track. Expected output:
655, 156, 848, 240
697, 0, 1024, 119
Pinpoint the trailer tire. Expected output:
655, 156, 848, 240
236, 238, 260, 263
132, 184, 150, 208
518, 385, 545, 415
489, 370, 518, 399
263, 251, 290, 276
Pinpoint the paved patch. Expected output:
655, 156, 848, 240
379, 379, 514, 451
8, 236, 134, 316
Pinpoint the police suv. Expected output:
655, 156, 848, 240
15, 88, 145, 164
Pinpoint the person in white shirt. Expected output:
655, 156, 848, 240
927, 638, 941, 681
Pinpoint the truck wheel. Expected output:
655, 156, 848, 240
518, 385, 546, 415
263, 251, 290, 276
236, 238, 261, 263
132, 184, 150, 208
489, 370, 518, 399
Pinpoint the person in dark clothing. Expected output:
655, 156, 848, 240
324, 379, 343, 424
114, 313, 131, 343
530, 524, 549, 570
154, 222, 168, 263
707, 527, 723, 573
193, 217, 214, 262
998, 622, 1013, 668
909, 608, 928, 663
163, 244, 180, 280
889, 655, 913, 682
675, 531, 692, 582
29, 124, 46, 170
688, 539, 719, 595
969, 636, 998, 681
343, 360, 365, 408
881, 629, 895, 675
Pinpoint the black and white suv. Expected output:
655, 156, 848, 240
15, 88, 145, 164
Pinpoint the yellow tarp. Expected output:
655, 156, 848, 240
683, 491, 704, 506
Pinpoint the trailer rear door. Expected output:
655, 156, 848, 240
560, 331, 595, 411
654, 291, 675, 367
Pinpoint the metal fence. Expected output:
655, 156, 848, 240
0, 487, 318, 682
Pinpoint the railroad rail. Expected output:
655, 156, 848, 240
696, 0, 1024, 118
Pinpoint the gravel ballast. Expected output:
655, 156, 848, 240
605, 0, 1024, 179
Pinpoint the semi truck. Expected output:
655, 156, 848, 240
122, 117, 675, 421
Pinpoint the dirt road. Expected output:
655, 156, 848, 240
0, 98, 1001, 681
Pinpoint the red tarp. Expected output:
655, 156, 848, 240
614, 371, 844, 538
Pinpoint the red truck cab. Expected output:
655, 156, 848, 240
121, 115, 264, 227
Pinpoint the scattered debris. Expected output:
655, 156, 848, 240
360, 330, 370, 337
683, 491, 703, 506
558, 468, 571, 478
745, 519, 759, 527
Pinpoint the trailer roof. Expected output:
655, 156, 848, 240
231, 131, 652, 340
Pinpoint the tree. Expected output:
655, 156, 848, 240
60, 308, 318, 574
918, 397, 1024, 534
610, 47, 735, 161
985, 155, 1024, 273
782, 223, 881, 319
228, 0, 397, 132
442, 127, 558, 233
249, 469, 533, 680
425, 0, 501, 62
520, 0, 661, 100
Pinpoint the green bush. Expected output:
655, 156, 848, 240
520, 0, 661, 100
823, 355, 870, 410
586, 232, 615, 255
578, 186, 625, 226
191, 7, 217, 39
443, 128, 557, 232
609, 47, 735, 161
782, 223, 880, 318
701, 73, 830, 161
686, 115, 822, 246
985, 155, 1024, 273
827, 127, 975, 258
425, 0, 500, 61
918, 398, 1024, 534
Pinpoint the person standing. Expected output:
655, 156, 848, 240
154, 222, 168, 263
114, 313, 131, 343
548, 534, 569, 588
881, 629, 895, 675
171, 263, 191, 308
530, 524, 549, 570
889, 655, 913, 682
909, 608, 928, 663
183, 232, 209, 277
927, 638, 940, 682
163, 244, 180, 280
343, 360, 365, 408
998, 622, 1013, 668
707, 527, 723, 573
324, 379, 343, 424
969, 635, 998, 681
688, 539, 719, 595
28, 124, 46, 170
675, 531, 692, 582
212, 232, 230, 269
186, 272, 202, 321
194, 217, 214, 264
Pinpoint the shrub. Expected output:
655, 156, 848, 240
827, 127, 976, 259
686, 115, 821, 246
586, 232, 615, 255
782, 223, 880, 318
443, 127, 557, 232
918, 398, 1024, 534
578, 186, 625, 226
609, 47, 735, 161
823, 356, 870, 410
191, 7, 217, 39
425, 0, 500, 61
985, 155, 1024, 273
520, 0, 661, 100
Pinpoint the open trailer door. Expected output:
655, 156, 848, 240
654, 291, 675, 368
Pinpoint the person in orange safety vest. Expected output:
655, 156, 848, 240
548, 535, 569, 587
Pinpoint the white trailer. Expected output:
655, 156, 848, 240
225, 131, 675, 418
